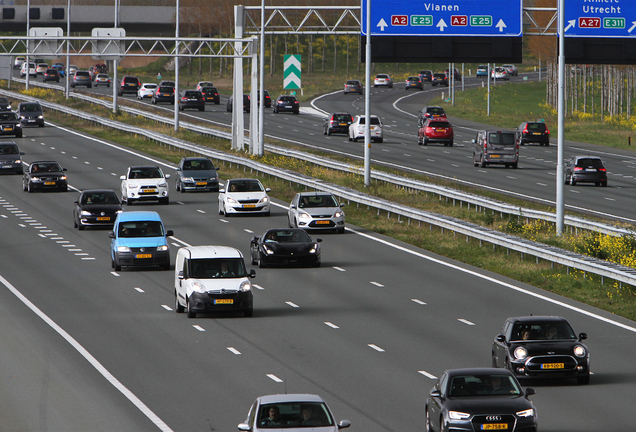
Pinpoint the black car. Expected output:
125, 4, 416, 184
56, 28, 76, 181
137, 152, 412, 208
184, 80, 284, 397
175, 157, 219, 192
492, 315, 590, 384
73, 189, 123, 230
323, 112, 353, 135
0, 97, 12, 111
0, 141, 25, 174
257, 90, 272, 108
22, 161, 68, 192
152, 86, 175, 104
118, 76, 141, 96
418, 70, 433, 82
226, 94, 251, 113
250, 228, 322, 268
564, 156, 608, 187
273, 95, 299, 114
17, 102, 45, 127
405, 76, 424, 90
178, 90, 205, 111
200, 86, 220, 104
426, 368, 537, 432
0, 111, 23, 138
518, 121, 550, 146
444, 67, 462, 81
432, 73, 449, 87
43, 68, 60, 82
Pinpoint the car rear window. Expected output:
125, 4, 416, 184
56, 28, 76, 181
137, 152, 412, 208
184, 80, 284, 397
123, 77, 139, 84
75, 71, 89, 77
346, 81, 359, 85
158, 86, 173, 92
201, 87, 216, 93
526, 123, 546, 132
358, 117, 381, 125
184, 91, 200, 98
334, 114, 352, 122
429, 121, 450, 128
376, 74, 389, 79
576, 158, 604, 168
488, 132, 516, 146
280, 96, 296, 102
426, 107, 445, 115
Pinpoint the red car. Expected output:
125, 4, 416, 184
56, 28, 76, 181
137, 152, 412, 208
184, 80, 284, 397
418, 118, 454, 146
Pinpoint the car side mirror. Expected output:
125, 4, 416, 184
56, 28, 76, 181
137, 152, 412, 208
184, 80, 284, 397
578, 332, 588, 341
62, 167, 67, 171
249, 269, 256, 278
472, 139, 476, 143
74, 200, 79, 205
525, 388, 536, 397
215, 167, 220, 171
430, 389, 441, 398
265, 188, 271, 192
219, 188, 225, 193
290, 205, 297, 209
178, 271, 184, 279
339, 203, 345, 208
496, 334, 506, 342
20, 152, 25, 155
238, 424, 251, 431
316, 238, 323, 243
108, 231, 115, 239
120, 175, 126, 180
166, 230, 174, 237
338, 420, 351, 429
165, 174, 171, 179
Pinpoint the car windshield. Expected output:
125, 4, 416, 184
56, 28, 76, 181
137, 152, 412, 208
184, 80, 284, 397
575, 158, 604, 169
228, 180, 263, 192
20, 104, 41, 112
0, 112, 18, 121
118, 221, 164, 238
488, 132, 516, 146
82, 191, 119, 205
0, 144, 19, 154
257, 402, 334, 428
511, 321, 577, 341
188, 258, 246, 279
183, 159, 213, 171
448, 374, 522, 397
264, 230, 312, 243
299, 195, 338, 208
526, 123, 546, 132
129, 167, 163, 179
32, 163, 62, 172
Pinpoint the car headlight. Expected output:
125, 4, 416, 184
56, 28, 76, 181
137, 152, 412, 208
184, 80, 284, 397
116, 246, 130, 252
14, 159, 21, 163
80, 210, 92, 216
38, 115, 44, 119
516, 409, 534, 418
15, 124, 21, 128
514, 347, 528, 360
156, 245, 168, 251
20, 116, 25, 120
448, 411, 470, 420
258, 196, 269, 204
226, 196, 239, 204
239, 281, 252, 292
574, 345, 586, 357
309, 244, 319, 254
182, 177, 194, 182
31, 177, 43, 182
60, 176, 67, 181
116, 210, 124, 214
334, 210, 344, 218
158, 181, 168, 188
298, 211, 312, 221
262, 245, 274, 255
192, 281, 207, 293
128, 184, 139, 189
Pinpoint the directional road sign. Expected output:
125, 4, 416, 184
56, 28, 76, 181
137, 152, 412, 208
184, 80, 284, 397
361, 0, 522, 37
283, 55, 301, 90
564, 0, 636, 38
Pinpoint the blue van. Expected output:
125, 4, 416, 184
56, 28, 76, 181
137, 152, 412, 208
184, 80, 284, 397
109, 211, 173, 271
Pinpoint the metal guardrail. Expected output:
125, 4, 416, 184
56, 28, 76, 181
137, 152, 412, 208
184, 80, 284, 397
3, 85, 635, 287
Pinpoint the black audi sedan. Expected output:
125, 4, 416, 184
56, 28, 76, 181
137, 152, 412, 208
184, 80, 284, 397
250, 228, 322, 268
73, 189, 123, 230
23, 161, 68, 192
492, 315, 590, 384
426, 368, 537, 432
0, 111, 23, 138
564, 155, 607, 187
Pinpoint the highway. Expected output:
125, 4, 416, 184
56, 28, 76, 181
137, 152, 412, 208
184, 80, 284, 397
1, 122, 635, 431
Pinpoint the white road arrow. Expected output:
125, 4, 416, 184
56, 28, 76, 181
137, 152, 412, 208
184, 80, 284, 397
565, 20, 576, 32
496, 19, 507, 32
377, 18, 388, 31
437, 18, 447, 32
629, 21, 636, 33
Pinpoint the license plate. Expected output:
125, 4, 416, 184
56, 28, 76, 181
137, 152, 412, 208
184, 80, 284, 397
285, 105, 292, 108
339, 123, 347, 126
481, 424, 507, 430
586, 168, 596, 172
490, 155, 500, 158
44, 181, 56, 185
196, 182, 207, 186
141, 189, 157, 193
97, 217, 111, 221
214, 299, 233, 304
3, 127, 11, 131
28, 119, 35, 122
1, 165, 12, 169
243, 204, 256, 208
136, 254, 152, 259
316, 220, 330, 225
127, 83, 135, 86
541, 363, 564, 369
436, 129, 446, 132
163, 94, 170, 96
533, 132, 541, 135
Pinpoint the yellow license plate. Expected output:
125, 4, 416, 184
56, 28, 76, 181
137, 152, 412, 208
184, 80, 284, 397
97, 217, 111, 221
141, 189, 157, 193
136, 254, 152, 258
482, 424, 507, 430
3, 127, 11, 130
533, 132, 541, 135
44, 181, 56, 185
243, 204, 256, 208
316, 220, 330, 225
214, 299, 233, 304
436, 129, 446, 132
490, 155, 500, 158
541, 363, 564, 369
196, 182, 207, 186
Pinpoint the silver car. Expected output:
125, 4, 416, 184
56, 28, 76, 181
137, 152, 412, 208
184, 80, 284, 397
373, 73, 393, 88
288, 192, 345, 233
238, 394, 350, 431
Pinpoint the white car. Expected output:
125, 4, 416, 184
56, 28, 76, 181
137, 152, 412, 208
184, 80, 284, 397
373, 73, 393, 88
137, 83, 158, 99
36, 63, 48, 75
348, 114, 383, 143
13, 57, 25, 69
174, 245, 255, 318
120, 165, 170, 205
502, 64, 518, 76
20, 62, 37, 77
218, 178, 270, 217
288, 192, 345, 234
491, 67, 510, 81
196, 81, 214, 91
68, 64, 79, 75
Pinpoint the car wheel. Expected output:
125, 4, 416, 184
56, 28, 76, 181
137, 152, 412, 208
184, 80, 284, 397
199, 106, 204, 112
348, 136, 352, 141
512, 163, 518, 169
258, 255, 267, 268
338, 226, 345, 234
223, 205, 230, 217
577, 373, 590, 385
175, 291, 184, 313
571, 180, 577, 186
565, 175, 570, 185
161, 197, 169, 205
602, 181, 608, 187
250, 247, 257, 265
423, 138, 428, 146
480, 158, 486, 168
327, 129, 331, 136
449, 141, 454, 147
243, 307, 253, 317
127, 198, 134, 206
353, 137, 357, 142
78, 222, 85, 231
16, 130, 23, 138
425, 408, 432, 432
27, 181, 33, 193
163, 261, 170, 270
186, 298, 196, 318
323, 127, 327, 135
378, 138, 383, 143
114, 260, 121, 272
595, 182, 600, 187
314, 261, 321, 268
218, 202, 224, 215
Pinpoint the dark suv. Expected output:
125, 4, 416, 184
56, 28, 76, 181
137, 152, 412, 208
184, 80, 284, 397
432, 73, 449, 87
118, 76, 141, 96
71, 71, 92, 88
273, 95, 299, 114
518, 121, 551, 146
564, 156, 607, 187
152, 86, 175, 104
323, 112, 353, 135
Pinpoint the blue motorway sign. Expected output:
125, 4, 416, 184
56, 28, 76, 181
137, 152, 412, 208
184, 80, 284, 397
360, 0, 522, 37
564, 0, 636, 38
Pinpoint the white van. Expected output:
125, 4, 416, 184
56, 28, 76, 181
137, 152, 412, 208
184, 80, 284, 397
174, 246, 255, 318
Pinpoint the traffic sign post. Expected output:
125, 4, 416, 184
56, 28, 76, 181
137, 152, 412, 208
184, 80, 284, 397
283, 55, 301, 90
564, 1, 636, 37
361, 0, 522, 37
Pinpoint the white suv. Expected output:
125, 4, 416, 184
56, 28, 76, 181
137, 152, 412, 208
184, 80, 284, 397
373, 74, 393, 88
174, 246, 255, 318
120, 165, 170, 205
20, 62, 37, 77
348, 115, 383, 143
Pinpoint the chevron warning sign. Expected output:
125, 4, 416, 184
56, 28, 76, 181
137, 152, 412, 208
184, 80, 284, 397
283, 55, 301, 90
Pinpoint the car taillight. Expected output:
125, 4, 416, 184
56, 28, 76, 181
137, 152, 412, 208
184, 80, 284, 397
522, 125, 528, 133
545, 129, 550, 134
574, 167, 583, 171
599, 168, 607, 172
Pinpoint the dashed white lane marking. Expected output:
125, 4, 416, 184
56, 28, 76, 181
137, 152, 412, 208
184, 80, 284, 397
333, 266, 346, 272
253, 284, 265, 290
412, 299, 427, 305
286, 301, 299, 308
325, 322, 339, 329
134, 287, 145, 293
161, 305, 173, 311
193, 325, 205, 332
267, 374, 283, 383
81, 257, 95, 260
75, 253, 89, 256
537, 183, 547, 186
62, 244, 76, 247
370, 281, 384, 287
458, 318, 475, 326
418, 370, 437, 379
197, 209, 205, 214
111, 272, 120, 276
220, 219, 229, 223
605, 197, 616, 201
244, 229, 254, 233
368, 344, 385, 352
227, 347, 241, 355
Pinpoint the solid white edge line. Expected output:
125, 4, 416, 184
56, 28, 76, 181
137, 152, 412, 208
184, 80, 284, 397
0, 274, 174, 432
347, 227, 636, 334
